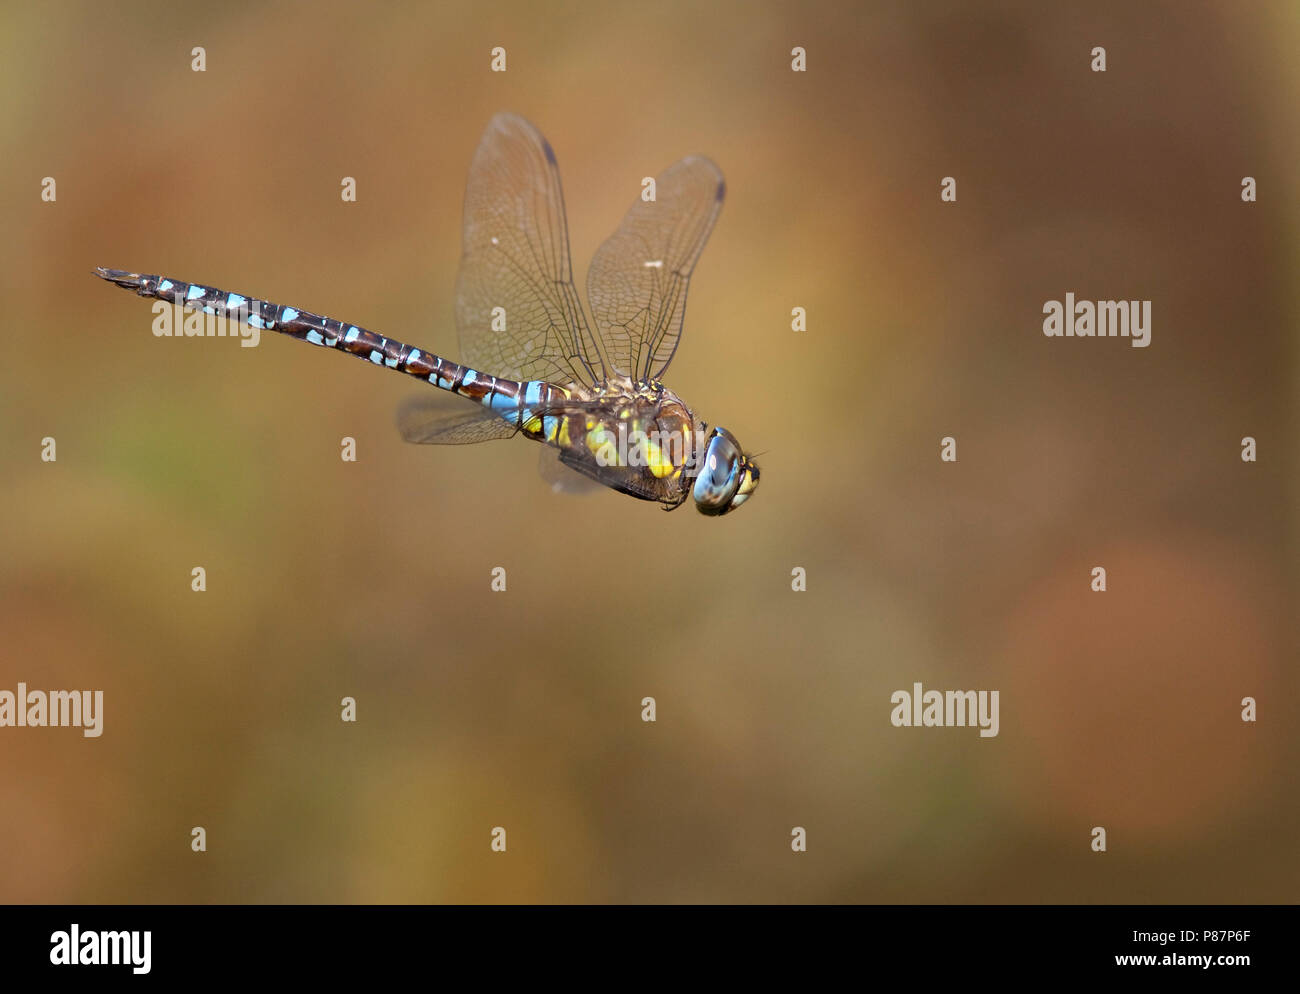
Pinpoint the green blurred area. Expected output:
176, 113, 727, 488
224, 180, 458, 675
1, 0, 1296, 902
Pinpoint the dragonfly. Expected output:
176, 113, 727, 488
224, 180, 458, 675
96, 112, 759, 515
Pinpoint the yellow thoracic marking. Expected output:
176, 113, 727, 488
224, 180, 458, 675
586, 424, 617, 464
524, 415, 542, 434
566, 412, 687, 479
644, 436, 674, 479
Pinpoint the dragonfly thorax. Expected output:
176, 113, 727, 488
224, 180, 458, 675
544, 376, 756, 514
546, 377, 694, 506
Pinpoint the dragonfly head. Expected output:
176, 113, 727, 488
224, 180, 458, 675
692, 426, 759, 515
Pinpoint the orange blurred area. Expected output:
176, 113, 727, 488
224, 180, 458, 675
1, 0, 1296, 902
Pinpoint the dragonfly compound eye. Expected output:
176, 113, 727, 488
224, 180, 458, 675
693, 427, 755, 515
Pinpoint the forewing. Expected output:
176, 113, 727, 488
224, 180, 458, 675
455, 113, 606, 387
585, 155, 724, 380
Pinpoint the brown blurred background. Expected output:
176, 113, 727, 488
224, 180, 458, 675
1, 0, 1295, 903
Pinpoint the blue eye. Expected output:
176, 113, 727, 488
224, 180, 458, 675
693, 429, 743, 514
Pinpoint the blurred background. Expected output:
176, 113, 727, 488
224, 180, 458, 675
1, 0, 1296, 903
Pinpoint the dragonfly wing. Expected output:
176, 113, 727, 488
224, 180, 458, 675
537, 445, 605, 496
455, 113, 606, 388
395, 393, 518, 445
585, 155, 724, 381
396, 391, 612, 447
551, 444, 680, 504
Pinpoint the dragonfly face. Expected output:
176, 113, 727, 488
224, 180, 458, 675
692, 426, 760, 516
96, 112, 759, 516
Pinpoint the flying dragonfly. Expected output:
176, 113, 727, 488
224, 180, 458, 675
96, 112, 759, 515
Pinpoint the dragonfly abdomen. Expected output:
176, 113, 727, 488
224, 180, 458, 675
94, 267, 562, 429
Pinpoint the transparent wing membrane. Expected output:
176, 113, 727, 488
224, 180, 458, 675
586, 155, 724, 381
537, 445, 605, 495
395, 394, 519, 445
395, 392, 616, 446
455, 113, 606, 388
